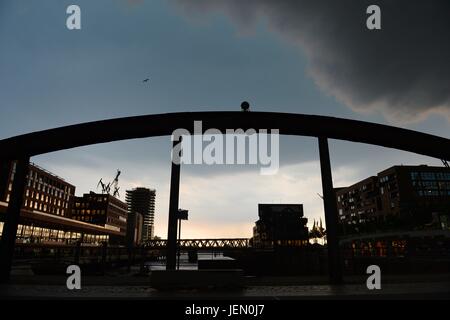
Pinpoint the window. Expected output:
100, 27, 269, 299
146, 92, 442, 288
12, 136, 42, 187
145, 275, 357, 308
421, 172, 436, 180
410, 172, 419, 180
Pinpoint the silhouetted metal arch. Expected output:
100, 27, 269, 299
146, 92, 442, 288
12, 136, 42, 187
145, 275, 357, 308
0, 111, 449, 160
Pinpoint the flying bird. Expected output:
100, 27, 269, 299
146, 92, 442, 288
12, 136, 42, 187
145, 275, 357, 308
143, 78, 150, 83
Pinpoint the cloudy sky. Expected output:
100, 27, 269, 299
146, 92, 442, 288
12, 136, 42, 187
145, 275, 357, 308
1, 0, 449, 238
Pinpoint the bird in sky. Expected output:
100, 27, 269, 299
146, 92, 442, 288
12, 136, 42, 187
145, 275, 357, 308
143, 78, 150, 83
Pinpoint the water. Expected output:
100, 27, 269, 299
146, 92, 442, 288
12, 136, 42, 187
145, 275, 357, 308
147, 251, 232, 271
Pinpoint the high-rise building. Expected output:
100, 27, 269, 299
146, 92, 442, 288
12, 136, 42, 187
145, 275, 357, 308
126, 187, 156, 241
335, 165, 450, 235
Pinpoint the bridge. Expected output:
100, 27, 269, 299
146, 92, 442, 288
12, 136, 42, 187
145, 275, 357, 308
1, 111, 449, 284
145, 238, 250, 250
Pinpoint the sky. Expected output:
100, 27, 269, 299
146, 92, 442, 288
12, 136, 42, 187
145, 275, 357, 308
0, 0, 449, 238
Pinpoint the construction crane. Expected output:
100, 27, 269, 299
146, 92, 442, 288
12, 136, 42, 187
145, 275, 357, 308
111, 170, 121, 198
97, 169, 121, 198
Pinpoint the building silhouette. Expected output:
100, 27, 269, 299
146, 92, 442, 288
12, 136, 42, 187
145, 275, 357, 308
0, 161, 118, 244
71, 192, 128, 244
126, 211, 144, 246
336, 165, 450, 235
252, 204, 309, 248
126, 187, 156, 241
1, 161, 75, 217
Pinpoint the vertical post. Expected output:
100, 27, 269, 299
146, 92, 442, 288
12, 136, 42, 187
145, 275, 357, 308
177, 218, 181, 270
318, 137, 342, 284
74, 240, 81, 265
166, 138, 181, 270
102, 241, 108, 274
0, 157, 29, 283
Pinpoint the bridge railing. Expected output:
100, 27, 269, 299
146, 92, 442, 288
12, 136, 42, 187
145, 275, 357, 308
144, 238, 250, 249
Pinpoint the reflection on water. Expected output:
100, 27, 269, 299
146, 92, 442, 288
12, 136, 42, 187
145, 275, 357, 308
146, 251, 232, 270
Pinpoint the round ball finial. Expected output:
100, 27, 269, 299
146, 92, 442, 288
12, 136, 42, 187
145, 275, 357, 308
241, 101, 250, 112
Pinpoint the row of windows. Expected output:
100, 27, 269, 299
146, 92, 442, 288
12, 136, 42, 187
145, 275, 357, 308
416, 190, 450, 196
25, 190, 69, 208
27, 169, 71, 191
73, 209, 106, 215
24, 199, 65, 215
0, 223, 109, 245
73, 216, 101, 223
74, 199, 108, 208
27, 179, 71, 199
413, 181, 450, 190
411, 172, 450, 181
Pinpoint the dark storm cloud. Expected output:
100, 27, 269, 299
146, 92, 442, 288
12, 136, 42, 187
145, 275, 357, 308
172, 0, 450, 123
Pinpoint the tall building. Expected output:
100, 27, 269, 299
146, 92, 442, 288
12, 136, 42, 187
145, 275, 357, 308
336, 165, 450, 235
252, 204, 309, 248
71, 192, 128, 243
126, 187, 156, 241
